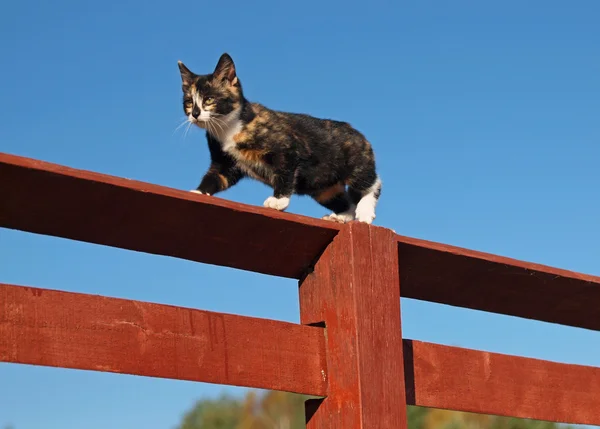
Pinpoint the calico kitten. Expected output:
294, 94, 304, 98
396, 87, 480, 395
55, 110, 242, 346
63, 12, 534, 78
178, 53, 382, 224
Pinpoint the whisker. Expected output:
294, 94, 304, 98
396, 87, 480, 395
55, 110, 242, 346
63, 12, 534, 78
206, 118, 219, 135
212, 122, 220, 136
216, 120, 227, 136
212, 115, 228, 130
172, 118, 191, 136
210, 118, 225, 136
183, 121, 193, 140
211, 120, 223, 136
212, 115, 226, 125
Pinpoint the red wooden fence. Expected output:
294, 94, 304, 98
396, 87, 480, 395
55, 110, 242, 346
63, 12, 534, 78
1, 152, 600, 428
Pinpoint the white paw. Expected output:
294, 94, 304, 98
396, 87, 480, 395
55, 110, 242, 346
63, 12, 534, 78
322, 214, 347, 224
190, 189, 210, 196
355, 193, 377, 224
355, 205, 376, 224
263, 196, 290, 211
322, 210, 355, 224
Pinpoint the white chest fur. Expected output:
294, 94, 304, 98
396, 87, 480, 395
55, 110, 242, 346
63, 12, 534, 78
210, 112, 243, 153
208, 112, 272, 183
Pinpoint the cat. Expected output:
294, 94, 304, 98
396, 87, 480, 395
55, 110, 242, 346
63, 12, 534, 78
178, 53, 382, 224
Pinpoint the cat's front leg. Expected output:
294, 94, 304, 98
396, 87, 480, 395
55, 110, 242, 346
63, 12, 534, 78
191, 163, 243, 196
263, 168, 295, 211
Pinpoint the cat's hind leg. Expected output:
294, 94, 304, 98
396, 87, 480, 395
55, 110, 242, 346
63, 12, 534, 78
312, 183, 356, 223
348, 173, 382, 225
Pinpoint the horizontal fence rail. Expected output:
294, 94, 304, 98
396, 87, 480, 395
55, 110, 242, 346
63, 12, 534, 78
405, 340, 600, 426
398, 237, 600, 331
0, 153, 340, 279
0, 283, 327, 396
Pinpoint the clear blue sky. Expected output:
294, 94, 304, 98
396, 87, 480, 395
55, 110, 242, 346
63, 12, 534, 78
1, 1, 600, 428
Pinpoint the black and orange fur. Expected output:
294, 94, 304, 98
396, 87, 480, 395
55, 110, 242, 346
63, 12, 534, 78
178, 53, 382, 224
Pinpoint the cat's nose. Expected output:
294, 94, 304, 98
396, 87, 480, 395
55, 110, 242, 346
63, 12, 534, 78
192, 107, 201, 118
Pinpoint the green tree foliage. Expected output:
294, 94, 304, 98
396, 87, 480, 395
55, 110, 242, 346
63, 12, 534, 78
178, 394, 243, 429
175, 390, 575, 429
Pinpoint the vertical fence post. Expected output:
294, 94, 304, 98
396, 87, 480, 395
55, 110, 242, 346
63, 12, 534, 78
299, 222, 407, 428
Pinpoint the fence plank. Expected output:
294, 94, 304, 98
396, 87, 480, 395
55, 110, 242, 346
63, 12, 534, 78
0, 152, 340, 279
398, 236, 600, 331
0, 283, 327, 396
405, 340, 600, 425
300, 224, 408, 428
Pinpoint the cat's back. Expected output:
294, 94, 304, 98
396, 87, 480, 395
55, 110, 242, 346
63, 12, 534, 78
262, 104, 366, 141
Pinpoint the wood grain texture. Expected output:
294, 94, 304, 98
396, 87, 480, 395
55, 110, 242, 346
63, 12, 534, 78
0, 283, 327, 396
405, 340, 600, 425
0, 152, 340, 279
299, 223, 407, 428
397, 235, 600, 330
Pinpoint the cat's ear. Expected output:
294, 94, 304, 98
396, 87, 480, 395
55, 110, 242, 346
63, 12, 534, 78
213, 53, 238, 85
178, 61, 194, 88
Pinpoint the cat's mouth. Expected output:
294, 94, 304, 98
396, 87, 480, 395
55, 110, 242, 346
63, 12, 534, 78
189, 117, 208, 128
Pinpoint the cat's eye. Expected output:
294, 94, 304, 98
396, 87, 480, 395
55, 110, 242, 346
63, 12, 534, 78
204, 97, 215, 104
184, 100, 193, 107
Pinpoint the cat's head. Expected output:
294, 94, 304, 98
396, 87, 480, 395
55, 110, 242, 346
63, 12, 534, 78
178, 53, 243, 129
